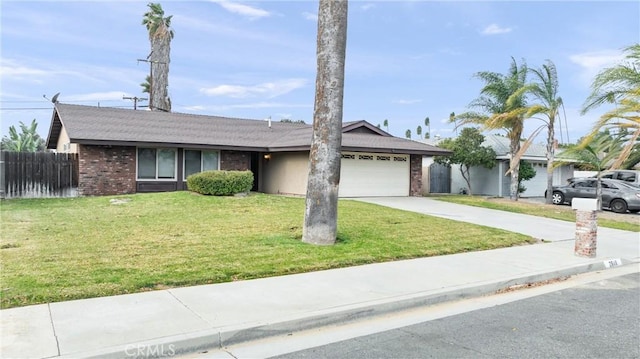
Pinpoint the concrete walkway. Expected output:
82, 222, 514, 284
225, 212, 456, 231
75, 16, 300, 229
1, 197, 638, 359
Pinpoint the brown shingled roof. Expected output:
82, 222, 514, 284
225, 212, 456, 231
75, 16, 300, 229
47, 103, 449, 156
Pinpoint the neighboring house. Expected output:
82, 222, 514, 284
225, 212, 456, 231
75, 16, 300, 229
46, 104, 450, 197
422, 134, 575, 197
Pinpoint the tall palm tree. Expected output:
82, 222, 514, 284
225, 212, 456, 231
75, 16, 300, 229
383, 119, 389, 132
140, 75, 151, 95
142, 2, 173, 112
416, 125, 422, 138
527, 60, 563, 204
582, 44, 640, 169
302, 0, 348, 246
456, 58, 530, 200
424, 117, 430, 139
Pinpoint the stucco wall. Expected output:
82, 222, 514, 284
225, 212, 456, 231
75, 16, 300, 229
56, 128, 78, 153
262, 152, 309, 196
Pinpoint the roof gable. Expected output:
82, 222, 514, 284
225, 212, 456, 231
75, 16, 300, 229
342, 121, 390, 136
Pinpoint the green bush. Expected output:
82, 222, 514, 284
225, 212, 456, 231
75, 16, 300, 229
186, 170, 254, 196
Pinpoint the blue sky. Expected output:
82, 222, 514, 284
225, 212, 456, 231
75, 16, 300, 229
1, 1, 638, 144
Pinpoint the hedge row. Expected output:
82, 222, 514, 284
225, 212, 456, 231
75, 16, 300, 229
186, 170, 253, 196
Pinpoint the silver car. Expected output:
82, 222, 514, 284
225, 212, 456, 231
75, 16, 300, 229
549, 178, 640, 213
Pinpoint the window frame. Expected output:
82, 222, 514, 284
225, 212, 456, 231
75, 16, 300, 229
183, 149, 220, 180
136, 147, 177, 181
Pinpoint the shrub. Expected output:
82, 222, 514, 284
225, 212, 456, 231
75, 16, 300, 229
187, 170, 253, 196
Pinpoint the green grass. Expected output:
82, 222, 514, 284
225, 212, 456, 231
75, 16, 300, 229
433, 195, 640, 232
0, 192, 535, 308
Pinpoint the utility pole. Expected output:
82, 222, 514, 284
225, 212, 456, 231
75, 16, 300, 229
137, 56, 166, 111
137, 58, 154, 110
123, 95, 148, 110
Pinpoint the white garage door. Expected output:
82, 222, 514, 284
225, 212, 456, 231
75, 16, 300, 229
339, 152, 410, 197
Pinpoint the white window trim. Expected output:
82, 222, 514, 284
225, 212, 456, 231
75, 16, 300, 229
183, 149, 221, 181
136, 147, 177, 181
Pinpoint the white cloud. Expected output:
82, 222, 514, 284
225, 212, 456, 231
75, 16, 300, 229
0, 63, 47, 77
212, 0, 271, 19
0, 59, 97, 85
394, 99, 422, 105
361, 4, 376, 11
302, 11, 317, 21
569, 49, 625, 86
570, 50, 623, 71
481, 23, 512, 35
200, 79, 307, 98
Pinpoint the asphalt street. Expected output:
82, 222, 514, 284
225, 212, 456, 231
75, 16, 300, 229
270, 272, 640, 359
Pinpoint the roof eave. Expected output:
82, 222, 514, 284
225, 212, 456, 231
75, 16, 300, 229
45, 107, 62, 150
70, 139, 268, 152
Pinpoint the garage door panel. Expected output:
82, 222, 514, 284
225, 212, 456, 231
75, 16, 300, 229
339, 152, 409, 197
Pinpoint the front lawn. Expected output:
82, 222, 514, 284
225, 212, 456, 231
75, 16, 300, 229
0, 192, 534, 308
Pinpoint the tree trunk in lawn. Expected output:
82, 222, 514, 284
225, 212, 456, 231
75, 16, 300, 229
545, 124, 555, 204
302, 0, 348, 246
460, 165, 472, 195
509, 135, 521, 200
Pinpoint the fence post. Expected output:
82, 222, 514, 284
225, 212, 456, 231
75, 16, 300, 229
0, 151, 5, 199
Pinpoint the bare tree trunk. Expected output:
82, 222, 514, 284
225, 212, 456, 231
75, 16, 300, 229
509, 136, 521, 201
545, 123, 555, 204
460, 165, 472, 195
596, 172, 603, 210
302, 0, 348, 246
150, 34, 171, 112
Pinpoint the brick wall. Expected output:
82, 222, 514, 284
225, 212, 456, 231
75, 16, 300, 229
220, 151, 251, 171
410, 154, 422, 196
78, 145, 136, 196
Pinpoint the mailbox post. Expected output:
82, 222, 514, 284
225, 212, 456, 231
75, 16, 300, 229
572, 198, 599, 258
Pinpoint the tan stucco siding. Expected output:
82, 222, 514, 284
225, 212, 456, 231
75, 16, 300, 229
56, 127, 78, 153
262, 152, 310, 196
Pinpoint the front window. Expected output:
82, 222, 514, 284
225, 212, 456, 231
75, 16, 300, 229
184, 150, 219, 179
137, 148, 176, 180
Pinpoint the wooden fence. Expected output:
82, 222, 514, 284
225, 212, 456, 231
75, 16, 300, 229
1, 151, 79, 199
429, 162, 451, 194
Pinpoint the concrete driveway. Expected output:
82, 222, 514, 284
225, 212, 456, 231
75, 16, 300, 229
353, 197, 639, 247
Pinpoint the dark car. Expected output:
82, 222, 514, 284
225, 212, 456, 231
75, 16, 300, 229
547, 178, 640, 213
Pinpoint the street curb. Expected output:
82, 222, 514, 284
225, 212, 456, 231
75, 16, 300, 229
62, 259, 635, 359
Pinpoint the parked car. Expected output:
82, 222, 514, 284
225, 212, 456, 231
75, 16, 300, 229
568, 170, 640, 188
599, 170, 640, 187
547, 178, 640, 213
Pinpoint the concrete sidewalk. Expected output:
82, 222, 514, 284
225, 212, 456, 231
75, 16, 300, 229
1, 198, 638, 359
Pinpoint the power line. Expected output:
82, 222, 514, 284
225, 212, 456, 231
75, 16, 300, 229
123, 96, 148, 110
0, 107, 52, 110
0, 99, 124, 103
